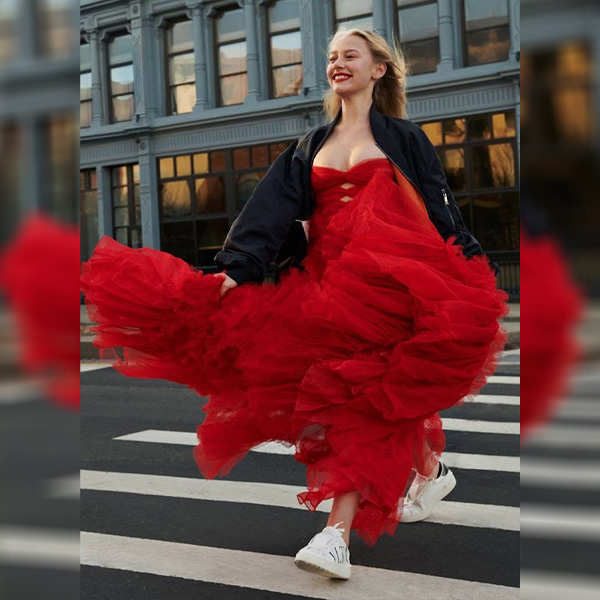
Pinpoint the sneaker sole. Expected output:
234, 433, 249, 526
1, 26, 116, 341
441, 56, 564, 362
401, 472, 457, 523
294, 549, 351, 580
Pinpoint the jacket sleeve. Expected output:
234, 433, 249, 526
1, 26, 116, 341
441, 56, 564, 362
418, 134, 500, 277
213, 139, 303, 285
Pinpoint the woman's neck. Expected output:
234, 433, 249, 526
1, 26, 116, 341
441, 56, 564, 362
337, 96, 373, 131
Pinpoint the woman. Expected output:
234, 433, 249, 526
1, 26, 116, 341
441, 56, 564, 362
81, 27, 509, 581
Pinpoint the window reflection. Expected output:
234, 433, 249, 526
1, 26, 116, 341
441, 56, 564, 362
111, 164, 141, 247
216, 8, 248, 106
397, 1, 440, 75
463, 0, 510, 66
108, 33, 135, 122
161, 180, 191, 217
439, 148, 465, 191
166, 19, 196, 115
80, 41, 92, 128
80, 169, 99, 262
195, 177, 226, 213
472, 143, 515, 189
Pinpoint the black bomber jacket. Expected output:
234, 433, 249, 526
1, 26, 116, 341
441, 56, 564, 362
214, 101, 499, 285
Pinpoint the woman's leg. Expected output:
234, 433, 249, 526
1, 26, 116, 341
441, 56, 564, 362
326, 491, 360, 547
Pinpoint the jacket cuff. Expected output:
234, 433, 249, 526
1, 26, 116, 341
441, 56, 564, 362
220, 265, 258, 286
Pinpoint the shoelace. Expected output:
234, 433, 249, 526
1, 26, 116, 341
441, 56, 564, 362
328, 521, 345, 534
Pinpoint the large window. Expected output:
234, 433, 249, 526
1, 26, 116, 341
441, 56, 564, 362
80, 39, 92, 128
268, 0, 302, 98
166, 19, 196, 114
334, 0, 373, 30
0, 0, 19, 64
80, 169, 98, 263
157, 141, 294, 267
420, 110, 519, 254
215, 7, 248, 106
397, 0, 440, 75
462, 0, 510, 66
111, 164, 141, 248
38, 0, 72, 58
107, 32, 135, 122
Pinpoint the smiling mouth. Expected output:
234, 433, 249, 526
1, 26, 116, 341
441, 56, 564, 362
333, 74, 352, 82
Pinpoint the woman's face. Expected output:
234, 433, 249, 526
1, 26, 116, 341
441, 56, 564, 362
326, 34, 386, 97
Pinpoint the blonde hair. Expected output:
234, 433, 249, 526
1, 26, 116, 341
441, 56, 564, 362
322, 26, 409, 121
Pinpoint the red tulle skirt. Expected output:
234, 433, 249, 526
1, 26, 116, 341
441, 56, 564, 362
80, 163, 509, 546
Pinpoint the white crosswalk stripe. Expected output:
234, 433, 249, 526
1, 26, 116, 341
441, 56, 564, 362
81, 532, 520, 600
81, 349, 521, 597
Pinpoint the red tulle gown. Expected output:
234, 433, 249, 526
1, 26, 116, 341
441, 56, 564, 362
80, 157, 509, 546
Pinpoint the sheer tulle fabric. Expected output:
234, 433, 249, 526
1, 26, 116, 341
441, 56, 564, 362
80, 158, 509, 546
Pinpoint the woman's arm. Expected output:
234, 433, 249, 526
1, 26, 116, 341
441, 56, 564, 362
213, 139, 303, 285
418, 133, 500, 277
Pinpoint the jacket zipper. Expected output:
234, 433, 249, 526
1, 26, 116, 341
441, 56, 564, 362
374, 141, 432, 221
441, 188, 456, 229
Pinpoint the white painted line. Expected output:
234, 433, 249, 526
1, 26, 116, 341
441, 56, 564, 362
0, 526, 80, 569
521, 459, 600, 488
0, 381, 42, 404
471, 394, 520, 406
81, 470, 519, 531
113, 430, 520, 472
521, 504, 600, 540
81, 532, 519, 599
501, 349, 521, 356
555, 400, 600, 420
521, 570, 600, 600
80, 362, 113, 372
526, 425, 600, 449
488, 375, 520, 385
440, 418, 519, 435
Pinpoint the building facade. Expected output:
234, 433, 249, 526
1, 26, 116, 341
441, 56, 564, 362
80, 0, 521, 296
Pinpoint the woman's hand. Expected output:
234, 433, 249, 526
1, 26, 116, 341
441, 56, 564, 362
216, 272, 238, 299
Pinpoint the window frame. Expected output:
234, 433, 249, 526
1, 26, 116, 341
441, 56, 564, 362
80, 36, 92, 128
164, 16, 196, 115
104, 30, 135, 124
110, 163, 141, 248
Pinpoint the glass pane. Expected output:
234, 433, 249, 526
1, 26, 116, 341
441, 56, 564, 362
270, 142, 288, 162
134, 184, 140, 205
115, 227, 128, 245
167, 20, 193, 53
193, 153, 209, 174
80, 72, 92, 100
472, 143, 516, 189
443, 118, 466, 144
197, 219, 231, 266
216, 7, 245, 44
335, 15, 373, 29
271, 31, 302, 67
160, 180, 191, 217
171, 83, 196, 115
169, 52, 195, 85
112, 186, 128, 207
273, 64, 303, 97
159, 157, 175, 179
113, 206, 129, 227
403, 38, 439, 75
438, 149, 465, 191
210, 151, 226, 172
251, 145, 268, 168
90, 169, 97, 189
492, 111, 516, 138
335, 0, 372, 19
80, 42, 91, 71
131, 228, 142, 249
109, 34, 133, 65
233, 147, 249, 169
472, 192, 519, 251
398, 3, 438, 42
112, 94, 135, 122
195, 177, 226, 214
161, 220, 195, 264
468, 115, 492, 140
133, 204, 140, 226
80, 101, 92, 128
219, 41, 247, 75
421, 121, 442, 146
111, 166, 127, 186
236, 171, 265, 211
176, 155, 192, 176
132, 164, 139, 184
80, 188, 99, 262
269, 0, 300, 34
464, 0, 508, 31
220, 73, 248, 105
110, 65, 134, 95
466, 25, 510, 66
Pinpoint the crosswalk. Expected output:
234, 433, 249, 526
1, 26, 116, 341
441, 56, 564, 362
80, 350, 521, 599
520, 358, 600, 600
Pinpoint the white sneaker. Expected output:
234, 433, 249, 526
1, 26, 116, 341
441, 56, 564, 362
400, 461, 457, 523
294, 521, 351, 579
